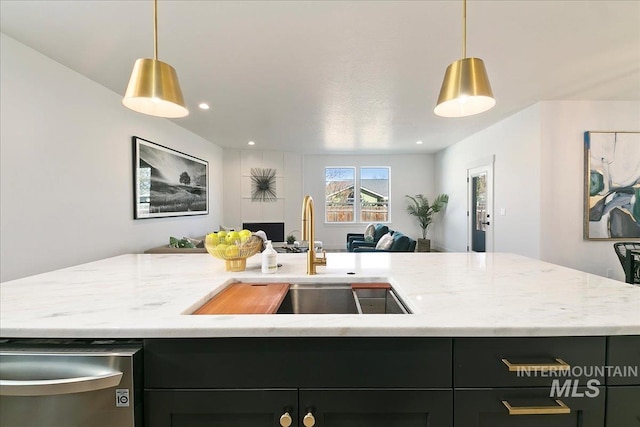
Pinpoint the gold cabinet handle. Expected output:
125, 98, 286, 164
501, 358, 570, 372
502, 399, 571, 415
279, 411, 293, 427
303, 411, 316, 427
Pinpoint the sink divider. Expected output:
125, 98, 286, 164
352, 290, 364, 315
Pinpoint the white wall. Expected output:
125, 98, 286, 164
540, 101, 640, 280
435, 100, 640, 281
435, 105, 542, 255
224, 151, 434, 249
303, 154, 436, 250
0, 34, 224, 282
223, 149, 302, 237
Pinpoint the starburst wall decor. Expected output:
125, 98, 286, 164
251, 168, 277, 202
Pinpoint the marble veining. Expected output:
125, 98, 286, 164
1, 253, 638, 338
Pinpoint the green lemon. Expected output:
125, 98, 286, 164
225, 244, 240, 257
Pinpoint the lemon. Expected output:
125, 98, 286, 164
225, 231, 240, 244
225, 244, 240, 258
215, 243, 228, 256
206, 233, 219, 246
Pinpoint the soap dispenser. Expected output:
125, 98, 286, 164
262, 240, 278, 274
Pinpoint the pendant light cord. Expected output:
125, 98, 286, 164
153, 0, 158, 60
462, 0, 467, 59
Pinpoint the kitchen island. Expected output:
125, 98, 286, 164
0, 252, 638, 337
1, 252, 639, 427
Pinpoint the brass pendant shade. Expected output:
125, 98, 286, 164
123, 58, 188, 118
122, 0, 188, 118
434, 57, 495, 118
434, 0, 495, 118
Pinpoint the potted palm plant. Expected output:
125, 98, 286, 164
405, 194, 449, 252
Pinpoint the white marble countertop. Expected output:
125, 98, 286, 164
1, 252, 639, 338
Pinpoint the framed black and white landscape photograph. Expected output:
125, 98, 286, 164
133, 136, 208, 219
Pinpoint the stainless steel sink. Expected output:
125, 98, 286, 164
275, 283, 411, 314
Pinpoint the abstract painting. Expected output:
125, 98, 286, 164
251, 168, 277, 202
585, 131, 640, 239
133, 136, 208, 219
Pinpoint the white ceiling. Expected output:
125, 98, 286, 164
1, 0, 639, 154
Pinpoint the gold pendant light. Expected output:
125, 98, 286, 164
123, 0, 188, 118
434, 0, 495, 118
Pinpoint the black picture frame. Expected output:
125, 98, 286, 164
133, 136, 208, 219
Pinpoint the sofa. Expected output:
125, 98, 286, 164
346, 224, 389, 252
144, 245, 207, 254
352, 231, 417, 253
143, 232, 275, 254
144, 236, 207, 254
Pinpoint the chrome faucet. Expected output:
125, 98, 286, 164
302, 195, 326, 275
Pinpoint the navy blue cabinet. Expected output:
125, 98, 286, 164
144, 336, 638, 427
144, 338, 452, 426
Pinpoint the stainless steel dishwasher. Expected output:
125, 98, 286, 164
0, 339, 142, 427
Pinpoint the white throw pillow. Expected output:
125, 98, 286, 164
375, 232, 394, 250
364, 223, 375, 239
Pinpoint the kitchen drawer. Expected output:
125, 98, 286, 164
455, 387, 605, 427
454, 337, 606, 387
606, 335, 640, 385
145, 337, 451, 388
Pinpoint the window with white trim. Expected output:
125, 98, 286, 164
325, 167, 390, 223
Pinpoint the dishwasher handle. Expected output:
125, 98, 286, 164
0, 364, 123, 396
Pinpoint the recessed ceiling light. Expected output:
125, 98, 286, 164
248, 141, 255, 146
416, 140, 423, 145
198, 102, 210, 110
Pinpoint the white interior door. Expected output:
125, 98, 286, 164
467, 160, 494, 252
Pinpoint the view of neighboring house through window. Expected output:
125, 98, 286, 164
360, 167, 389, 222
325, 167, 389, 223
325, 167, 355, 222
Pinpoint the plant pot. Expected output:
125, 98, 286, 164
416, 238, 431, 252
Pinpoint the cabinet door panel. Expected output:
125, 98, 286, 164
145, 389, 297, 427
607, 336, 640, 385
606, 386, 640, 426
300, 389, 452, 427
455, 388, 605, 427
172, 413, 276, 427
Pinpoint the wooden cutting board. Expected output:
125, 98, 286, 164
194, 282, 290, 314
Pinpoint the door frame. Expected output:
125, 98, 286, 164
467, 157, 495, 253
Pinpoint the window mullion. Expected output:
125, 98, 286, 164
355, 167, 360, 222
